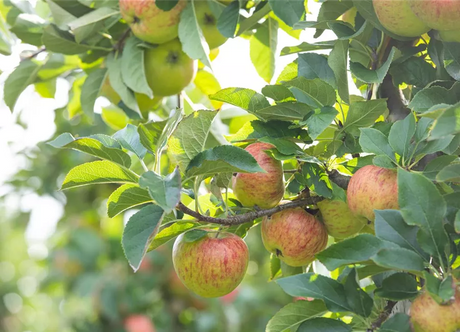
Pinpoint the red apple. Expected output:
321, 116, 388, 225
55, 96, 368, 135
124, 315, 156, 332
408, 0, 460, 31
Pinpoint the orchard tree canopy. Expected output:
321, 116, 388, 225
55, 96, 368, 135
2, 0, 460, 331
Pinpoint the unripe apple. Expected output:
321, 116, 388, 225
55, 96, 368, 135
119, 0, 186, 44
195, 1, 227, 50
439, 30, 460, 43
317, 199, 367, 239
261, 208, 328, 267
172, 231, 249, 298
232, 142, 284, 209
373, 0, 430, 37
410, 282, 460, 332
124, 315, 156, 332
145, 39, 196, 96
408, 0, 460, 31
347, 165, 398, 223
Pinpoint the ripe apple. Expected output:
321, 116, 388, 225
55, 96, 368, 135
195, 1, 227, 50
439, 30, 460, 42
261, 208, 328, 267
408, 0, 460, 31
119, 0, 186, 44
373, 0, 429, 37
172, 231, 249, 298
347, 165, 398, 223
410, 283, 460, 332
232, 142, 284, 209
145, 39, 196, 96
317, 199, 367, 239
124, 315, 156, 332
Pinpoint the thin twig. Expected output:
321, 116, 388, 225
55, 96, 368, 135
114, 28, 131, 52
21, 47, 46, 62
370, 301, 397, 330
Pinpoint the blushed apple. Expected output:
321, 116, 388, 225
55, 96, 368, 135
124, 315, 156, 332
408, 0, 460, 31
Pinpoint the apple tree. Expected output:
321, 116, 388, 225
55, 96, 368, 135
2, 0, 460, 330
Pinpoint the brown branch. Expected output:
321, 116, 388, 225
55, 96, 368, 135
114, 28, 131, 52
369, 301, 397, 331
21, 47, 46, 62
327, 169, 350, 190
176, 197, 324, 226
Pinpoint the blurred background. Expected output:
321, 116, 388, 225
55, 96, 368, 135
0, 1, 334, 331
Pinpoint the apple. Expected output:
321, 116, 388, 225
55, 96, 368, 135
172, 231, 249, 298
317, 199, 367, 239
124, 315, 156, 332
410, 283, 460, 332
195, 1, 228, 50
346, 165, 398, 223
261, 208, 328, 267
439, 30, 460, 43
232, 142, 284, 209
373, 0, 429, 37
145, 39, 196, 96
408, 0, 460, 31
119, 0, 186, 44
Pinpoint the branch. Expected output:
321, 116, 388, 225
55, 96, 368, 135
327, 170, 350, 190
114, 28, 131, 52
369, 301, 397, 331
176, 196, 324, 226
21, 47, 46, 62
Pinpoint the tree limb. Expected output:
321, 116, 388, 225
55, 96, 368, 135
176, 196, 324, 226
327, 169, 350, 190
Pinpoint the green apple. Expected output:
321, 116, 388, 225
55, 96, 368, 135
373, 0, 429, 37
119, 0, 187, 44
232, 142, 284, 209
408, 0, 460, 31
195, 1, 228, 50
347, 165, 398, 224
439, 30, 460, 42
410, 282, 460, 332
317, 199, 367, 239
145, 39, 196, 96
172, 231, 249, 298
261, 208, 328, 267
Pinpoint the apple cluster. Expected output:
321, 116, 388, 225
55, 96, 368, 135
373, 0, 460, 42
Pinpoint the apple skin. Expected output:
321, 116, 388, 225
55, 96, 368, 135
124, 315, 156, 332
439, 30, 460, 42
195, 1, 227, 50
408, 0, 460, 31
172, 232, 249, 298
373, 0, 429, 37
232, 142, 284, 209
261, 208, 328, 267
317, 199, 367, 239
410, 283, 460, 332
145, 39, 196, 96
347, 165, 398, 223
119, 0, 186, 44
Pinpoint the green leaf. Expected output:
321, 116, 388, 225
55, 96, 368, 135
431, 103, 460, 139
157, 109, 183, 156
269, 0, 304, 27
284, 77, 336, 108
3, 60, 40, 111
250, 18, 278, 83
255, 102, 313, 121
270, 253, 281, 280
388, 114, 416, 160
443, 42, 460, 81
155, 0, 180, 11
316, 234, 388, 271
298, 53, 336, 89
423, 273, 455, 304
121, 36, 153, 98
138, 121, 167, 155
380, 313, 412, 332
149, 221, 198, 251
300, 162, 332, 198
408, 83, 460, 114
343, 268, 373, 317
371, 248, 425, 273
185, 145, 264, 178
350, 48, 396, 84
81, 68, 107, 116
343, 99, 388, 136
183, 229, 208, 242
217, 1, 239, 38
48, 133, 131, 167
261, 85, 295, 102
266, 300, 328, 332
276, 273, 351, 312
297, 318, 351, 331
113, 124, 147, 160
107, 184, 152, 218
168, 110, 217, 172
35, 79, 56, 98
398, 169, 449, 267
359, 128, 395, 161
10, 13, 46, 46
178, 0, 211, 68
210, 88, 270, 113
139, 169, 181, 214
68, 7, 119, 30
226, 120, 306, 142
61, 160, 138, 189
437, 164, 460, 183
122, 204, 164, 271
374, 273, 419, 300
328, 39, 349, 104
281, 41, 335, 56
423, 155, 458, 180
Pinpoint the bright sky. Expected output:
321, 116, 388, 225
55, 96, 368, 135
0, 0, 336, 249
